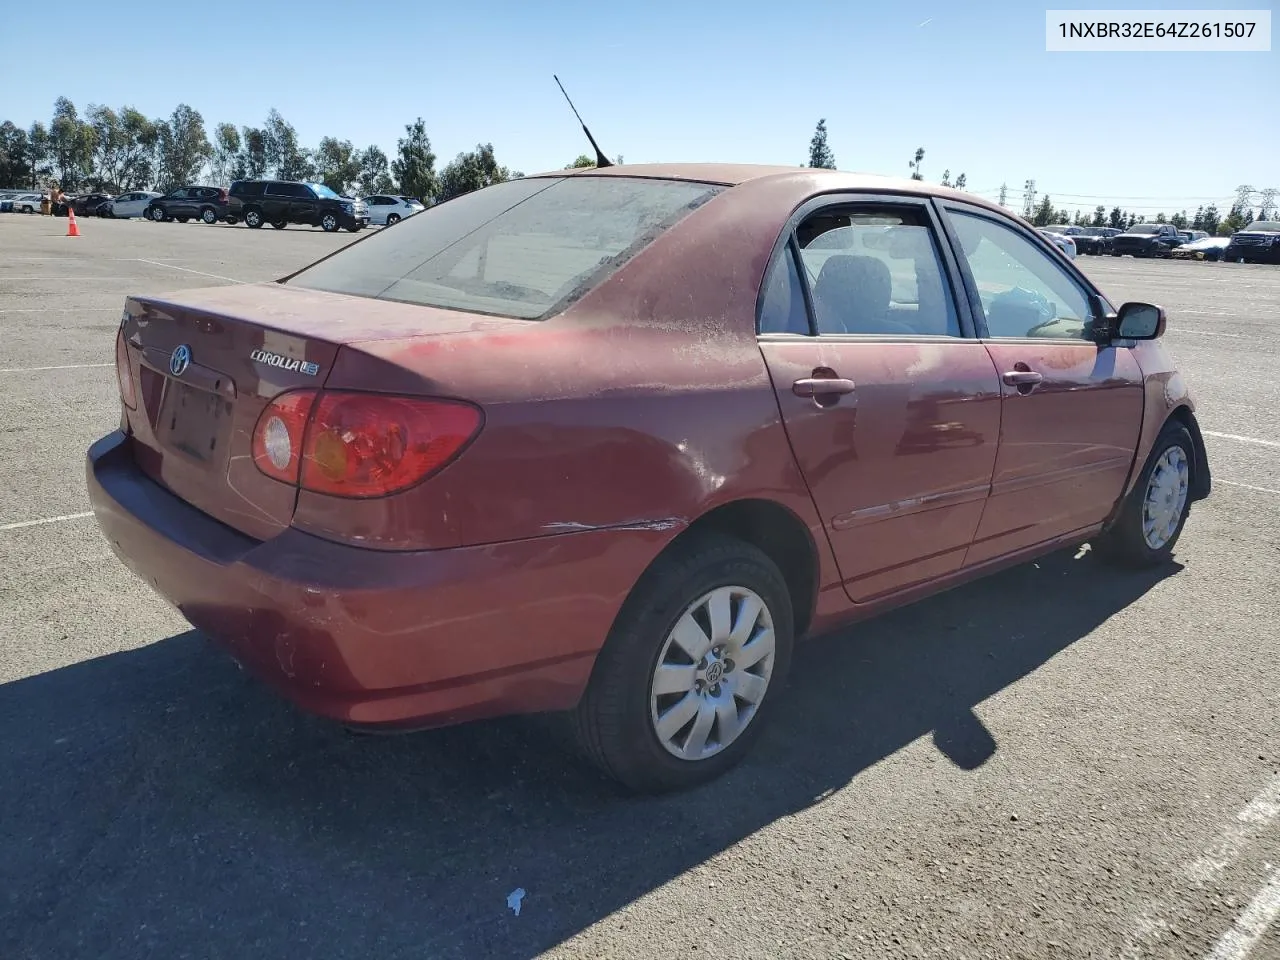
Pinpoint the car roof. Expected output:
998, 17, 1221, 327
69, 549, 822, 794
522, 162, 1012, 216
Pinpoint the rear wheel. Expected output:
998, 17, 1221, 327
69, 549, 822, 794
386, 213, 400, 226
149, 206, 166, 222
200, 207, 218, 224
176, 216, 189, 223
321, 212, 339, 232
270, 220, 287, 229
1095, 421, 1194, 567
244, 208, 264, 229
573, 533, 794, 793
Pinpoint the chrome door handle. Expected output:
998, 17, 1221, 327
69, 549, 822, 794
793, 377, 857, 397
1002, 370, 1044, 386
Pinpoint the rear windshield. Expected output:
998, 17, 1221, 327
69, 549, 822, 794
1128, 225, 1163, 234
285, 175, 725, 319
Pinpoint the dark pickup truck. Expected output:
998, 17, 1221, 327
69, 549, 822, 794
1110, 223, 1183, 258
1224, 220, 1280, 264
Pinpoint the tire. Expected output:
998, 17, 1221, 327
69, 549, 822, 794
224, 216, 238, 225
176, 217, 190, 223
244, 208, 264, 229
346, 223, 362, 233
320, 212, 339, 232
200, 207, 218, 224
386, 213, 400, 226
1094, 421, 1195, 568
271, 220, 287, 229
572, 533, 794, 794
149, 206, 166, 222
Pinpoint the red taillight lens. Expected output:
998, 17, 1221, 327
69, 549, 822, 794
115, 329, 136, 410
300, 393, 482, 498
251, 390, 318, 484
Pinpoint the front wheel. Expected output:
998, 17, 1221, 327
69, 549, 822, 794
149, 206, 166, 222
244, 208, 264, 229
320, 212, 339, 232
200, 207, 218, 224
572, 533, 794, 793
1094, 421, 1194, 567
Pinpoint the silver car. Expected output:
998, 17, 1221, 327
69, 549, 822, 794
106, 191, 163, 219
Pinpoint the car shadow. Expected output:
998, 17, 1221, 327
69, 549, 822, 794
0, 547, 1180, 960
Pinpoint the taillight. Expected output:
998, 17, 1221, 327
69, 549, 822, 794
301, 393, 482, 498
250, 390, 482, 498
251, 390, 318, 484
115, 329, 136, 410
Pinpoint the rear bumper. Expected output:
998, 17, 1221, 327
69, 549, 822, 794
86, 430, 660, 729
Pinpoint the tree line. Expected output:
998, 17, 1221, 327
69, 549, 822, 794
0, 98, 525, 204
1028, 196, 1260, 236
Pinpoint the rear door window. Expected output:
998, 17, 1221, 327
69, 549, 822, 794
286, 176, 725, 320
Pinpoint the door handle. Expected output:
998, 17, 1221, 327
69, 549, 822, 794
793, 377, 857, 398
1001, 370, 1044, 386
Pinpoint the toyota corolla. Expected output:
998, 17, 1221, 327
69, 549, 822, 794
88, 164, 1211, 793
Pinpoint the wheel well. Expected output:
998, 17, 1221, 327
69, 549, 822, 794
673, 499, 818, 638
1168, 405, 1211, 501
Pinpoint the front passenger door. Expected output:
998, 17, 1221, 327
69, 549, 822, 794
938, 202, 1145, 565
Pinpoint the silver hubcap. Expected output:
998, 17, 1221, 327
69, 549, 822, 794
324, 215, 336, 229
247, 212, 260, 226
649, 585, 776, 761
203, 210, 215, 222
1142, 445, 1189, 550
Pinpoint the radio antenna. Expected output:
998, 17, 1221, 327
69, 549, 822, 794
554, 75, 613, 168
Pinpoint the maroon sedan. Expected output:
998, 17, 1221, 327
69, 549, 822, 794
88, 164, 1211, 792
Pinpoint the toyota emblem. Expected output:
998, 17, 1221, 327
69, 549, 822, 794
170, 344, 192, 377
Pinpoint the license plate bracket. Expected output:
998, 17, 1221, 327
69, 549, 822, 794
159, 381, 230, 463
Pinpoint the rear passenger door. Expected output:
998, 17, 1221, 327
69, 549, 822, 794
756, 195, 1003, 604
263, 182, 294, 223
935, 200, 1145, 564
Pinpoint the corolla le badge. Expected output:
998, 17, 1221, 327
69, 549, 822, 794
169, 344, 192, 377
250, 348, 320, 377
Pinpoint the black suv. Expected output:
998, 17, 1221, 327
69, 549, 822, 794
145, 186, 232, 224
1224, 220, 1280, 264
227, 180, 369, 232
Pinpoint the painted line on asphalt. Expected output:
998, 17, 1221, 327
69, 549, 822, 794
1204, 432, 1280, 449
1186, 773, 1280, 883
1203, 870, 1280, 960
0, 511, 93, 532
1218, 480, 1280, 496
1121, 771, 1280, 959
134, 259, 245, 283
0, 363, 112, 373
0, 276, 150, 281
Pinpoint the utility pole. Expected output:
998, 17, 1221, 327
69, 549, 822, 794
998, 182, 1008, 206
1259, 187, 1276, 220
1022, 179, 1036, 218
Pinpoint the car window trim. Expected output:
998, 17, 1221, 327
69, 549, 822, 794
755, 191, 979, 341
932, 198, 1116, 344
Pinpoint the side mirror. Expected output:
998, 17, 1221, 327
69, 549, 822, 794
1115, 301, 1166, 340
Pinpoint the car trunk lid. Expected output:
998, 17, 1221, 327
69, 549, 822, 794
118, 282, 525, 540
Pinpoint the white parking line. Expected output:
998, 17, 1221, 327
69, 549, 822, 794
1186, 773, 1280, 883
134, 259, 244, 283
0, 511, 93, 532
1219, 480, 1280, 496
1204, 871, 1280, 960
0, 363, 112, 373
1121, 772, 1280, 959
1204, 432, 1280, 449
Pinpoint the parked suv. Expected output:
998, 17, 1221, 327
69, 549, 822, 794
228, 180, 369, 232
1110, 223, 1183, 258
145, 186, 232, 224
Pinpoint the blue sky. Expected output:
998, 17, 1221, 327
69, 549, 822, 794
2, 0, 1275, 216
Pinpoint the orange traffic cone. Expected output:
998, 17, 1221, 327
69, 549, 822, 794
66, 209, 80, 237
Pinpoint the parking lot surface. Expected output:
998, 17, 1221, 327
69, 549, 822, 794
1, 214, 1277, 960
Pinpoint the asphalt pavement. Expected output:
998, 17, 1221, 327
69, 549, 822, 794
1, 214, 1277, 960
